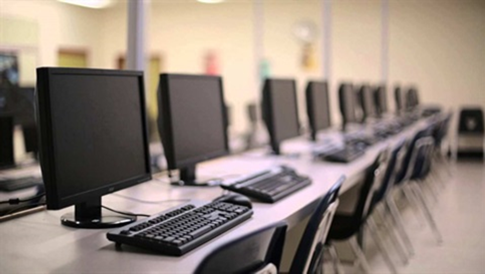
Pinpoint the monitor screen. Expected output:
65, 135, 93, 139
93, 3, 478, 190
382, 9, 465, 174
374, 85, 388, 115
262, 79, 300, 154
394, 86, 406, 113
306, 81, 331, 140
0, 53, 19, 89
338, 83, 358, 126
359, 84, 377, 119
406, 87, 419, 109
37, 68, 151, 225
158, 74, 228, 175
0, 116, 14, 169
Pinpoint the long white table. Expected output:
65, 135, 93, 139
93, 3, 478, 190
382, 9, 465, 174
0, 116, 438, 273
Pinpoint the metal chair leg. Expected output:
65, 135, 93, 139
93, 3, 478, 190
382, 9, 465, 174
410, 183, 443, 244
367, 218, 398, 274
401, 185, 426, 226
327, 244, 345, 274
349, 236, 372, 274
373, 208, 409, 265
385, 197, 415, 256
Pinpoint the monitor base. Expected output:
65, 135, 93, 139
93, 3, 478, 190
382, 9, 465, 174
61, 212, 136, 229
170, 179, 221, 187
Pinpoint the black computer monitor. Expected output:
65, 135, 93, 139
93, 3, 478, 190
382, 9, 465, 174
0, 86, 39, 162
338, 83, 358, 129
0, 53, 19, 88
306, 81, 331, 141
36, 68, 151, 228
394, 85, 406, 114
358, 84, 377, 120
0, 116, 14, 169
261, 78, 300, 155
406, 87, 419, 110
374, 85, 388, 117
157, 74, 229, 186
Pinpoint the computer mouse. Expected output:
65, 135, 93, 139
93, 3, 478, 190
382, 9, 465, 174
212, 194, 252, 209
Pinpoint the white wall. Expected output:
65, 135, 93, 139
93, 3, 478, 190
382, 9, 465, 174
389, 0, 485, 111
0, 0, 105, 69
1, 0, 484, 136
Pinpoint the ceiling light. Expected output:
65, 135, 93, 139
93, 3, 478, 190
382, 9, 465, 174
58, 0, 113, 9
197, 0, 225, 4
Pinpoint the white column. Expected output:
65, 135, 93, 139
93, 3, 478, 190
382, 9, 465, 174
127, 0, 145, 71
381, 0, 389, 84
322, 0, 332, 82
253, 0, 264, 92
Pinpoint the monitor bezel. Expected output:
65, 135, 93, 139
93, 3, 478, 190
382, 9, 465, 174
37, 67, 152, 210
338, 82, 357, 126
262, 78, 300, 153
374, 84, 388, 116
306, 81, 331, 141
158, 73, 230, 171
359, 84, 377, 119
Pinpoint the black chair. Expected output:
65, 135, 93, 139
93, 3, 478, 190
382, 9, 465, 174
194, 221, 287, 274
456, 107, 484, 158
367, 140, 412, 264
289, 176, 344, 274
325, 151, 397, 274
393, 126, 443, 244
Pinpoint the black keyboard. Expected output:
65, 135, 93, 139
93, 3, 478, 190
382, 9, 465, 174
0, 177, 43, 192
107, 201, 252, 256
220, 166, 311, 203
318, 146, 365, 163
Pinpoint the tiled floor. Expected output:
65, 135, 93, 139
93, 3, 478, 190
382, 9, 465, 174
332, 159, 485, 274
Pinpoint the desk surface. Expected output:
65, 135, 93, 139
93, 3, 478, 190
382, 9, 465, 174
0, 116, 437, 273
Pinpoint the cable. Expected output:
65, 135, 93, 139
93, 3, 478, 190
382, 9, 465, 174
0, 193, 45, 205
4, 202, 46, 216
101, 205, 150, 218
112, 193, 191, 205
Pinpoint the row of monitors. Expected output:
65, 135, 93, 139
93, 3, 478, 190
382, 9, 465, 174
264, 80, 419, 154
4, 68, 420, 227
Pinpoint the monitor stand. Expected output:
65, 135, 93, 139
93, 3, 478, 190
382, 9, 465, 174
170, 165, 221, 187
269, 142, 300, 159
61, 198, 136, 229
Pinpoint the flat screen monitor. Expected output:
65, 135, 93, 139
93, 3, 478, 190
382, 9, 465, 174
0, 87, 39, 160
261, 78, 300, 155
306, 81, 331, 141
358, 84, 377, 120
0, 116, 14, 169
0, 53, 19, 88
406, 87, 419, 110
394, 86, 406, 114
338, 83, 358, 129
157, 74, 229, 186
374, 85, 388, 116
36, 67, 151, 228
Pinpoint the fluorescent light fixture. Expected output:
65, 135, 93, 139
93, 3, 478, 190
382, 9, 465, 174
197, 0, 225, 4
58, 0, 113, 9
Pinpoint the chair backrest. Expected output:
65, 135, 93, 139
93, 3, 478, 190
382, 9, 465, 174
409, 136, 435, 180
396, 126, 434, 183
370, 140, 407, 211
458, 107, 484, 134
361, 150, 390, 220
289, 177, 344, 274
433, 112, 452, 147
194, 221, 287, 274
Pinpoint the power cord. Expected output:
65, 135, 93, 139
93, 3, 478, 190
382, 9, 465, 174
0, 193, 45, 205
101, 205, 150, 217
112, 193, 190, 205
